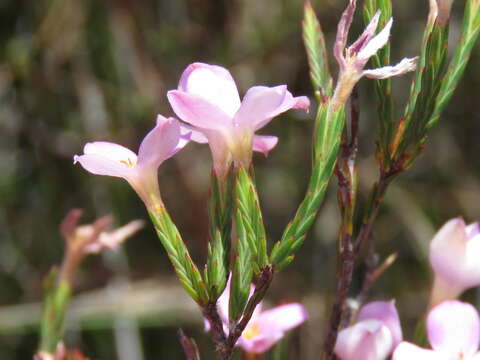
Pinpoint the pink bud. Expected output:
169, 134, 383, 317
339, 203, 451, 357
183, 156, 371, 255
429, 218, 480, 306
334, 301, 402, 360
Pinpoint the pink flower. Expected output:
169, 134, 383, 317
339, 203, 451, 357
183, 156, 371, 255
393, 300, 480, 360
167, 63, 309, 178
429, 218, 480, 306
334, 301, 402, 360
74, 116, 188, 206
332, 0, 417, 108
204, 279, 308, 354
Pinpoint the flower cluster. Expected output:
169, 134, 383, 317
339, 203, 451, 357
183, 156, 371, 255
333, 215, 480, 360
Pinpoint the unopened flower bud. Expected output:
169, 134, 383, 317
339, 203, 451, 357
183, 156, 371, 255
429, 218, 480, 306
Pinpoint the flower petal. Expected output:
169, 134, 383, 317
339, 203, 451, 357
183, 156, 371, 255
84, 141, 137, 164
252, 135, 278, 155
466, 222, 480, 238
167, 90, 232, 131
238, 331, 283, 354
234, 85, 309, 131
74, 142, 136, 179
427, 300, 480, 357
334, 320, 393, 360
180, 123, 208, 144
357, 18, 393, 62
257, 303, 308, 334
392, 342, 444, 360
429, 217, 480, 292
178, 63, 241, 117
137, 116, 182, 168
363, 57, 417, 79
358, 301, 403, 347
334, 0, 357, 68
349, 10, 380, 54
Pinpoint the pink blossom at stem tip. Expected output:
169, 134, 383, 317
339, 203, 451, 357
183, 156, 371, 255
167, 62, 310, 179
332, 0, 417, 109
74, 116, 189, 207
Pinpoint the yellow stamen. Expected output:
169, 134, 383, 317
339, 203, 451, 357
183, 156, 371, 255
243, 323, 261, 340
120, 157, 136, 168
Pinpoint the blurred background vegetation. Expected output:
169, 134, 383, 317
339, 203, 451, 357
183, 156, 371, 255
0, 0, 479, 358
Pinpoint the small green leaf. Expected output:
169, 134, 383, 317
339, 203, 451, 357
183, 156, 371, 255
149, 206, 209, 304
428, 0, 480, 129
303, 1, 332, 98
229, 229, 253, 323
272, 104, 346, 269
234, 167, 268, 270
205, 229, 227, 300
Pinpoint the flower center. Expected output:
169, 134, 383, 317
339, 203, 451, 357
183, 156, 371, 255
120, 157, 137, 168
243, 323, 261, 340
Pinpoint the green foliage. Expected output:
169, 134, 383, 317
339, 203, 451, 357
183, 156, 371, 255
363, 0, 395, 165
229, 227, 253, 324
302, 1, 332, 99
229, 166, 268, 323
39, 271, 72, 353
271, 103, 346, 269
385, 3, 449, 169
428, 0, 480, 129
234, 167, 268, 272
149, 206, 209, 304
205, 170, 234, 300
205, 229, 228, 300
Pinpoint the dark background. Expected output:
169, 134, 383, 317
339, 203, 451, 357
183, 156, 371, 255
0, 0, 479, 358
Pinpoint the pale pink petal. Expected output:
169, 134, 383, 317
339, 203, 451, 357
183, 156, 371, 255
349, 11, 380, 54
466, 222, 480, 238
178, 63, 241, 117
392, 342, 445, 360
429, 217, 480, 292
256, 303, 308, 334
238, 330, 283, 354
252, 135, 278, 155
137, 116, 182, 167
85, 219, 144, 254
74, 142, 136, 179
234, 85, 309, 131
363, 57, 417, 79
357, 18, 393, 61
334, 0, 357, 68
84, 141, 137, 164
334, 320, 393, 360
292, 95, 310, 110
180, 123, 208, 144
358, 301, 403, 346
74, 153, 134, 178
427, 300, 480, 357
167, 90, 232, 131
